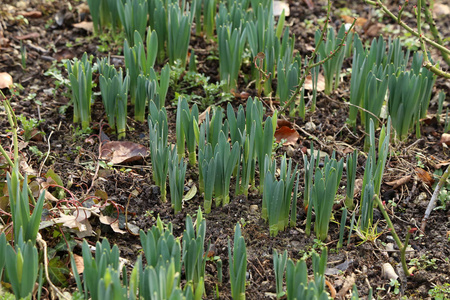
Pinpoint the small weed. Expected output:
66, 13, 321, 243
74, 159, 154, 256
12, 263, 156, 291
389, 278, 401, 295
408, 254, 437, 271
17, 115, 44, 141
355, 221, 384, 246
429, 283, 450, 300
29, 146, 44, 160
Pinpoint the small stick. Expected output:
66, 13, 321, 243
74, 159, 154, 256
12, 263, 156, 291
421, 165, 450, 232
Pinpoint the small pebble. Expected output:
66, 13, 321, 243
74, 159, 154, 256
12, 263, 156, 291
249, 205, 258, 213
286, 145, 295, 157
305, 121, 316, 131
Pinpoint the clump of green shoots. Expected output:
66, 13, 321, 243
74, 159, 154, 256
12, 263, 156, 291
168, 146, 187, 214
359, 118, 390, 231
228, 223, 247, 300
315, 25, 347, 95
66, 53, 93, 130
182, 209, 210, 297
148, 107, 170, 202
98, 64, 129, 139
306, 152, 343, 241
176, 97, 199, 166
262, 154, 299, 236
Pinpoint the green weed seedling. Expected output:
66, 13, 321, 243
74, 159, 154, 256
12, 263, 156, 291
17, 115, 44, 142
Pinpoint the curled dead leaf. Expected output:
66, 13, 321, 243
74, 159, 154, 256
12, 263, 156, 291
385, 175, 412, 189
414, 167, 434, 187
73, 21, 94, 32
277, 119, 293, 129
341, 15, 368, 27
303, 73, 325, 91
16, 32, 40, 40
198, 106, 211, 124
99, 215, 126, 234
72, 254, 84, 274
274, 126, 300, 146
440, 133, 450, 146
20, 11, 42, 18
100, 141, 148, 165
0, 72, 13, 89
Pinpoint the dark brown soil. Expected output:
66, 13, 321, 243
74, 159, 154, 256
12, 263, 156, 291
1, 0, 450, 299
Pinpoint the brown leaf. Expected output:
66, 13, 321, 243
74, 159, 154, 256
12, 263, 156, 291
16, 32, 40, 40
435, 161, 450, 169
100, 141, 148, 165
274, 126, 300, 146
99, 215, 126, 234
72, 254, 84, 274
54, 49, 76, 61
277, 119, 293, 129
415, 167, 434, 187
341, 16, 368, 27
198, 106, 211, 124
385, 175, 412, 189
20, 11, 42, 18
0, 72, 13, 89
440, 133, 450, 146
73, 21, 94, 32
304, 73, 325, 91
364, 23, 384, 37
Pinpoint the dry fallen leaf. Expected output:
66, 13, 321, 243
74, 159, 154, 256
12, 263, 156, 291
0, 72, 13, 89
341, 15, 368, 27
100, 141, 148, 165
364, 23, 384, 37
20, 11, 42, 18
440, 133, 450, 146
16, 32, 40, 40
55, 49, 76, 61
72, 253, 84, 274
303, 73, 325, 91
99, 215, 126, 234
73, 21, 94, 32
385, 175, 412, 189
415, 167, 434, 187
274, 126, 300, 146
198, 106, 212, 124
277, 119, 293, 129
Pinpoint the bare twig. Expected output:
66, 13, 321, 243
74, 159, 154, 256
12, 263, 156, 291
421, 165, 450, 232
365, 0, 450, 75
38, 131, 54, 177
36, 233, 71, 300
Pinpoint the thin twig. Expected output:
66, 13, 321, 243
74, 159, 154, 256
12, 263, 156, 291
36, 233, 71, 300
421, 165, 450, 232
39, 131, 54, 177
